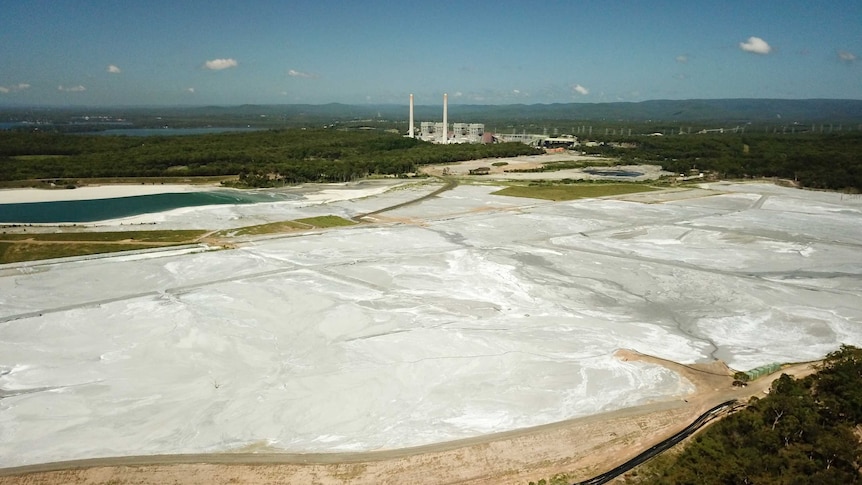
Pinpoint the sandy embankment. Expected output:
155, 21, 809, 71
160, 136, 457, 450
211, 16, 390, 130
0, 181, 414, 229
0, 185, 213, 204
0, 181, 414, 206
0, 352, 817, 485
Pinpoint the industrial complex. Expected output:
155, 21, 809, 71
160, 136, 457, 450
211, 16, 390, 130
407, 93, 579, 149
408, 93, 487, 144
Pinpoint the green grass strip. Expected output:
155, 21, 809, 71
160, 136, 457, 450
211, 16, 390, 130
0, 230, 207, 243
294, 215, 357, 228
0, 242, 161, 264
212, 220, 310, 237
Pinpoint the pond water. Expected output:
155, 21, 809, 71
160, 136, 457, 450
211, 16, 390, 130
583, 168, 644, 177
0, 190, 297, 224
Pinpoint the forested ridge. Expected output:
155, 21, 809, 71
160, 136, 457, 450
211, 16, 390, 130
0, 129, 538, 184
611, 132, 862, 191
633, 346, 862, 484
1, 129, 860, 191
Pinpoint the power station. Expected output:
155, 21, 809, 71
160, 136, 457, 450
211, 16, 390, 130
407, 93, 485, 144
406, 93, 576, 148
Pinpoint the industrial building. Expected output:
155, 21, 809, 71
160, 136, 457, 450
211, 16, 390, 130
407, 93, 579, 148
408, 93, 485, 144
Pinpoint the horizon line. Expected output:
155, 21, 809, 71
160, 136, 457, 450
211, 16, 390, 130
2, 97, 862, 111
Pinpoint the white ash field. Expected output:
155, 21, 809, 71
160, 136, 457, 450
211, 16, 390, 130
1, 179, 862, 468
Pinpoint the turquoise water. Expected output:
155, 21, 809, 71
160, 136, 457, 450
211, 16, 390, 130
0, 190, 296, 224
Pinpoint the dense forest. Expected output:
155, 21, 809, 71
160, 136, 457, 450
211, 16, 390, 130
0, 129, 538, 185
610, 132, 862, 191
0, 129, 860, 191
634, 346, 862, 484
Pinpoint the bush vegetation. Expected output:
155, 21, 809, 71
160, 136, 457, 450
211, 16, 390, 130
2, 129, 859, 191
0, 130, 539, 185
631, 345, 862, 484
610, 132, 862, 192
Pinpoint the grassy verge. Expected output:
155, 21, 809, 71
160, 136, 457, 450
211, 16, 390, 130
492, 183, 658, 201
0, 230, 208, 264
211, 215, 357, 238
294, 215, 357, 228
0, 230, 208, 242
0, 216, 357, 264
212, 221, 311, 238
0, 241, 161, 264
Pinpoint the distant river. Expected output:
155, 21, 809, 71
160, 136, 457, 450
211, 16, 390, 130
0, 190, 297, 224
92, 127, 265, 136
0, 124, 266, 136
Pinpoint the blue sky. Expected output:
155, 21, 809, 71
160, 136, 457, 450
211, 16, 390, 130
0, 0, 859, 106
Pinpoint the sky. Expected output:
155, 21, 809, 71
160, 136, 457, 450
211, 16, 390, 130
0, 0, 860, 106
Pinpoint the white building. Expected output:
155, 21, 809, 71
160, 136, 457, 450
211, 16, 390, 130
452, 123, 485, 143
411, 93, 485, 144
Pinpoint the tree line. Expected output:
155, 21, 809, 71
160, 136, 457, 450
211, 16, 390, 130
634, 346, 862, 484
0, 129, 539, 184
1, 129, 859, 191
609, 132, 862, 192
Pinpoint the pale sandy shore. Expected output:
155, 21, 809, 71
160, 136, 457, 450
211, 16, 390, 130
0, 185, 214, 204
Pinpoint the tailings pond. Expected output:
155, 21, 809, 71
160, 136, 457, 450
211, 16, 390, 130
0, 190, 298, 223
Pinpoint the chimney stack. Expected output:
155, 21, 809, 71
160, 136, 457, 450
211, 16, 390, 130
409, 94, 414, 138
442, 93, 448, 143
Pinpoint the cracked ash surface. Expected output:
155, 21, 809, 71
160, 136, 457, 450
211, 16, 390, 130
0, 180, 861, 468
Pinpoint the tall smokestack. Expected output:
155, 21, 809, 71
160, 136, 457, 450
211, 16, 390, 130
442, 93, 448, 143
409, 94, 414, 138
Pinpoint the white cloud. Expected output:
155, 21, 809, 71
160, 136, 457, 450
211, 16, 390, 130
58, 85, 86, 92
739, 36, 772, 55
0, 83, 30, 93
572, 84, 589, 95
675, 55, 688, 63
187, 87, 195, 94
513, 89, 520, 94
838, 50, 857, 63
107, 64, 121, 74
204, 58, 238, 70
288, 69, 316, 79
453, 91, 463, 97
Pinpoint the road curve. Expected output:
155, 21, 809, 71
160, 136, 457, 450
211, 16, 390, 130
354, 176, 457, 221
572, 399, 739, 485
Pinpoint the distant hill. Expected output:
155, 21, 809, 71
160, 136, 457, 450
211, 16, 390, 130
194, 99, 862, 124
445, 99, 862, 123
3, 99, 861, 126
